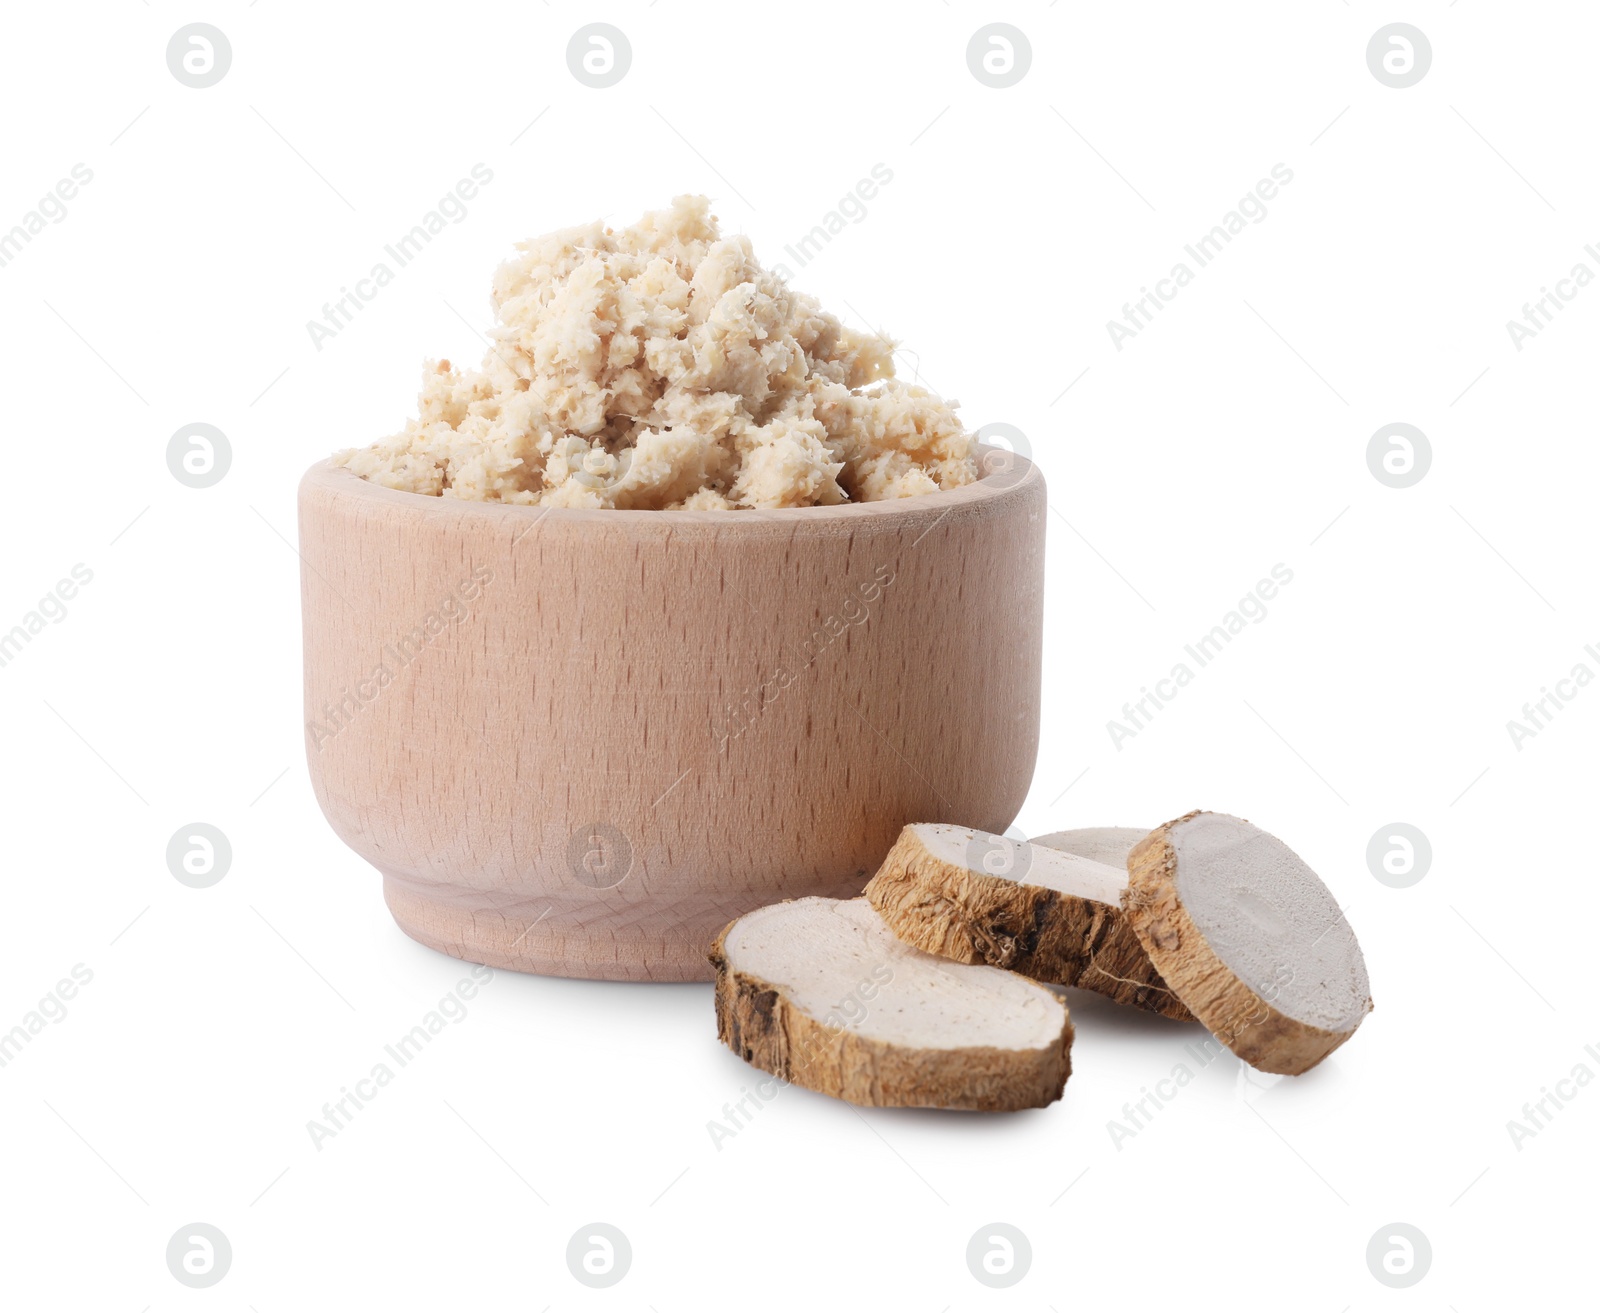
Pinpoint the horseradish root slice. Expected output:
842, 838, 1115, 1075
1033, 826, 1150, 869
863, 823, 1193, 1021
710, 897, 1071, 1111
1125, 811, 1372, 1075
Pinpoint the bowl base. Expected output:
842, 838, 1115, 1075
382, 874, 774, 982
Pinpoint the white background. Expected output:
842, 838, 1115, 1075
1, 1, 1593, 1306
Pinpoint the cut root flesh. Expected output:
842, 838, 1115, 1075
710, 897, 1072, 1110
1125, 811, 1372, 1075
863, 823, 1193, 1021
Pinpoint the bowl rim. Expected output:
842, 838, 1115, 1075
299, 444, 1041, 529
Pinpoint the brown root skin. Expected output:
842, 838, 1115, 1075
862, 828, 1194, 1022
1124, 811, 1371, 1076
708, 921, 1071, 1112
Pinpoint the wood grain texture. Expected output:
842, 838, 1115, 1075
299, 451, 1046, 981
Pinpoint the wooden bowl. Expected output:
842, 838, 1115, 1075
298, 450, 1046, 981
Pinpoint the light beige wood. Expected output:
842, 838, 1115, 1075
711, 898, 1072, 1110
298, 452, 1046, 981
